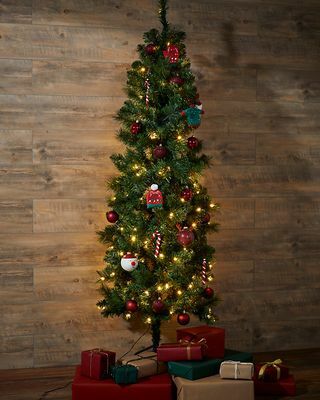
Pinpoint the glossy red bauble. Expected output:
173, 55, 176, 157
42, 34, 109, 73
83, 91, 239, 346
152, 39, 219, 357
187, 136, 199, 149
202, 213, 211, 224
180, 187, 193, 201
169, 76, 184, 85
152, 299, 165, 314
177, 312, 190, 325
203, 287, 214, 299
106, 210, 119, 223
153, 144, 168, 160
125, 299, 138, 312
177, 227, 194, 247
131, 121, 141, 135
145, 43, 157, 55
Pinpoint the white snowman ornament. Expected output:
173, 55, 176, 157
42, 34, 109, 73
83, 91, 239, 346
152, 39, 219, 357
121, 252, 138, 272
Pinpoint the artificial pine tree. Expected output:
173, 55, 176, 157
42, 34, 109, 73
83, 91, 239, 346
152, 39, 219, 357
97, 0, 219, 351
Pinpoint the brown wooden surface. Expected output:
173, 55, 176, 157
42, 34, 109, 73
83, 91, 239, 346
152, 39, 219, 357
1, 0, 320, 370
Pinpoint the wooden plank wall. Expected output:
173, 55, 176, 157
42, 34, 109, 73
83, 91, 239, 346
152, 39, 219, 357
0, 0, 320, 369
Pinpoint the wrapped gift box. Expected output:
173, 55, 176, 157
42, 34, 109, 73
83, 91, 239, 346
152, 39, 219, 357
72, 366, 175, 400
168, 349, 252, 380
177, 325, 225, 358
111, 364, 138, 384
173, 373, 254, 400
254, 375, 296, 396
81, 349, 116, 380
254, 359, 290, 382
157, 343, 205, 362
121, 351, 167, 379
220, 361, 254, 380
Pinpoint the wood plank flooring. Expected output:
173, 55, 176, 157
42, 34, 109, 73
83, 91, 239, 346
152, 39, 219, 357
0, 349, 319, 399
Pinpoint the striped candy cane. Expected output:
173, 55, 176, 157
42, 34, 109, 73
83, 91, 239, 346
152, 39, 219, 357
201, 258, 207, 286
152, 230, 162, 258
145, 78, 150, 109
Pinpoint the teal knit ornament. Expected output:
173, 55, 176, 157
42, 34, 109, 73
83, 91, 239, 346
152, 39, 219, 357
181, 106, 203, 127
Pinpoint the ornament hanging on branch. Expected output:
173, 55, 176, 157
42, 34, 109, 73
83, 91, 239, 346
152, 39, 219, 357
203, 287, 214, 299
131, 121, 142, 135
145, 43, 157, 55
106, 210, 119, 223
145, 78, 150, 109
121, 252, 138, 272
177, 225, 194, 247
125, 299, 138, 312
151, 230, 162, 258
187, 136, 199, 150
152, 299, 165, 314
202, 212, 211, 224
177, 311, 190, 325
201, 258, 207, 286
146, 184, 163, 209
153, 144, 167, 160
181, 106, 204, 128
169, 75, 184, 85
180, 187, 193, 202
163, 44, 179, 63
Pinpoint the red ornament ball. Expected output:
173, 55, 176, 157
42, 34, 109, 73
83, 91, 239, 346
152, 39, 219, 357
152, 299, 165, 314
202, 213, 211, 224
145, 43, 157, 55
106, 210, 119, 223
177, 227, 195, 247
187, 136, 199, 149
203, 287, 214, 299
169, 76, 184, 85
125, 299, 138, 312
180, 187, 193, 201
153, 144, 168, 160
177, 312, 190, 325
131, 121, 141, 135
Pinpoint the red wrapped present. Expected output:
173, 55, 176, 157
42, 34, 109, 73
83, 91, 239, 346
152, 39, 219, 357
177, 325, 225, 358
254, 375, 296, 396
157, 342, 206, 362
81, 349, 115, 380
72, 366, 175, 400
255, 358, 290, 382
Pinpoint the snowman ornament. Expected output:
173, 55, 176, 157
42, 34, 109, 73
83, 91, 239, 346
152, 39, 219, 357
121, 252, 139, 272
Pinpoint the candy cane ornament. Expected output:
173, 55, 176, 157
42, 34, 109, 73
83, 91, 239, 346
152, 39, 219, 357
201, 258, 207, 286
145, 78, 150, 109
152, 230, 162, 258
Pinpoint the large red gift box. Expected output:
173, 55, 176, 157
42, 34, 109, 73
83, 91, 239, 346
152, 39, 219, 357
72, 366, 175, 400
157, 342, 206, 362
177, 325, 225, 359
254, 375, 296, 396
81, 349, 115, 380
254, 360, 290, 382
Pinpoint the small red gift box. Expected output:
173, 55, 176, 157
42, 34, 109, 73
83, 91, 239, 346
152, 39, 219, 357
157, 342, 206, 362
255, 359, 290, 382
81, 349, 116, 380
254, 375, 296, 396
177, 325, 225, 359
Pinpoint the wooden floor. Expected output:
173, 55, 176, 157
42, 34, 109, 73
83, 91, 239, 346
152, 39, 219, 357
0, 349, 319, 400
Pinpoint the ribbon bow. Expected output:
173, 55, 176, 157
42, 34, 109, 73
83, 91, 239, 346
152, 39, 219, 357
258, 358, 283, 380
179, 337, 207, 348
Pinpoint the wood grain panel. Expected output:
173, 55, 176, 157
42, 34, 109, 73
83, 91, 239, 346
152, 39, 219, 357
0, 304, 35, 336
0, 265, 34, 305
33, 130, 123, 165
257, 68, 320, 102
0, 0, 32, 24
0, 336, 33, 369
254, 258, 320, 290
33, 199, 106, 233
0, 129, 32, 165
32, 60, 129, 96
0, 59, 32, 94
0, 200, 33, 233
214, 197, 255, 228
0, 233, 105, 268
255, 198, 320, 229
214, 260, 254, 291
216, 321, 253, 350
256, 133, 320, 165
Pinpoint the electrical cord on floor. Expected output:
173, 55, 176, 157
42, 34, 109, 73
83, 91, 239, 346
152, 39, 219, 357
118, 325, 151, 361
38, 380, 72, 400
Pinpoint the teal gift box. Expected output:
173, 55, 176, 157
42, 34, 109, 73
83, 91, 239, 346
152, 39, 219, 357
111, 364, 138, 384
168, 349, 252, 381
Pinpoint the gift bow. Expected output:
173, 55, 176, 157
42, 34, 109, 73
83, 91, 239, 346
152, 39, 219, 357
179, 337, 207, 348
258, 358, 283, 380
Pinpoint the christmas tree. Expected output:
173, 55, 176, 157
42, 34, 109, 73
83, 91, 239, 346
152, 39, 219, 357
97, 0, 219, 351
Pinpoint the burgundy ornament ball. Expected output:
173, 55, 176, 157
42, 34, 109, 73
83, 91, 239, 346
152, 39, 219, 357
177, 227, 194, 247
169, 76, 184, 85
177, 312, 190, 325
153, 144, 168, 160
125, 299, 138, 312
145, 43, 157, 55
180, 187, 193, 202
202, 213, 211, 224
187, 136, 199, 150
131, 121, 141, 135
203, 287, 214, 299
106, 210, 119, 223
152, 299, 165, 314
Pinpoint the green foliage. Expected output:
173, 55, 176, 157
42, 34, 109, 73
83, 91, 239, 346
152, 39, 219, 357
97, 0, 220, 339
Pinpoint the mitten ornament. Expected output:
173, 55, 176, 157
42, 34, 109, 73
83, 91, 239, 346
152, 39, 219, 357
121, 252, 138, 272
146, 184, 163, 209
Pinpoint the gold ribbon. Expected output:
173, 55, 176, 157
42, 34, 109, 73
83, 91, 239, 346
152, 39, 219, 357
258, 359, 283, 380
179, 338, 207, 348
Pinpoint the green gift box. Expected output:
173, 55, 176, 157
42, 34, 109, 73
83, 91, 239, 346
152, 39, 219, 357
111, 364, 138, 384
168, 349, 252, 381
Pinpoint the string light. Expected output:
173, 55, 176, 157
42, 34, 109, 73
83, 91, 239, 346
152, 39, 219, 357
180, 198, 185, 203
177, 290, 182, 296
119, 251, 124, 256
157, 285, 162, 291
208, 276, 213, 282
177, 135, 182, 140
144, 290, 150, 296
165, 283, 170, 289
188, 283, 193, 288
159, 253, 164, 259
196, 207, 202, 212
192, 222, 197, 228
125, 313, 131, 320
133, 228, 137, 231
100, 277, 105, 281
120, 227, 124, 231
146, 317, 152, 324
140, 67, 146, 72
210, 203, 215, 208
110, 272, 115, 277
169, 212, 174, 219
112, 196, 116, 201
169, 310, 174, 315
150, 132, 158, 139
173, 257, 178, 262
131, 235, 136, 242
